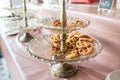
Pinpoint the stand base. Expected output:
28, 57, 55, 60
51, 63, 78, 78
19, 32, 33, 42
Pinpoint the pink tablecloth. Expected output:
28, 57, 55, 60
1, 25, 120, 80
0, 5, 120, 80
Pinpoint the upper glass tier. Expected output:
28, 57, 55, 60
39, 16, 90, 33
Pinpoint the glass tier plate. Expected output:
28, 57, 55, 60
26, 34, 102, 63
14, 10, 37, 17
2, 14, 23, 21
1, 5, 22, 10
2, 11, 37, 22
2, 4, 37, 17
4, 18, 40, 30
39, 17, 90, 33
1, 6, 22, 21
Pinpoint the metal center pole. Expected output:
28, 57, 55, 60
19, 0, 33, 42
24, 0, 28, 27
51, 0, 78, 78
9, 0, 14, 17
60, 0, 67, 59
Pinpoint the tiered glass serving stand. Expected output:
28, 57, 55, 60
26, 0, 102, 78
5, 0, 39, 42
27, 17, 102, 78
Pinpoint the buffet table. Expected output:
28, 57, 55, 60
0, 4, 120, 80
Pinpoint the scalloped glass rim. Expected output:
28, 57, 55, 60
39, 16, 90, 31
26, 34, 102, 63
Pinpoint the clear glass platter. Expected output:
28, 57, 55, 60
2, 4, 37, 17
4, 18, 40, 30
38, 17, 90, 33
2, 14, 23, 21
26, 34, 102, 63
